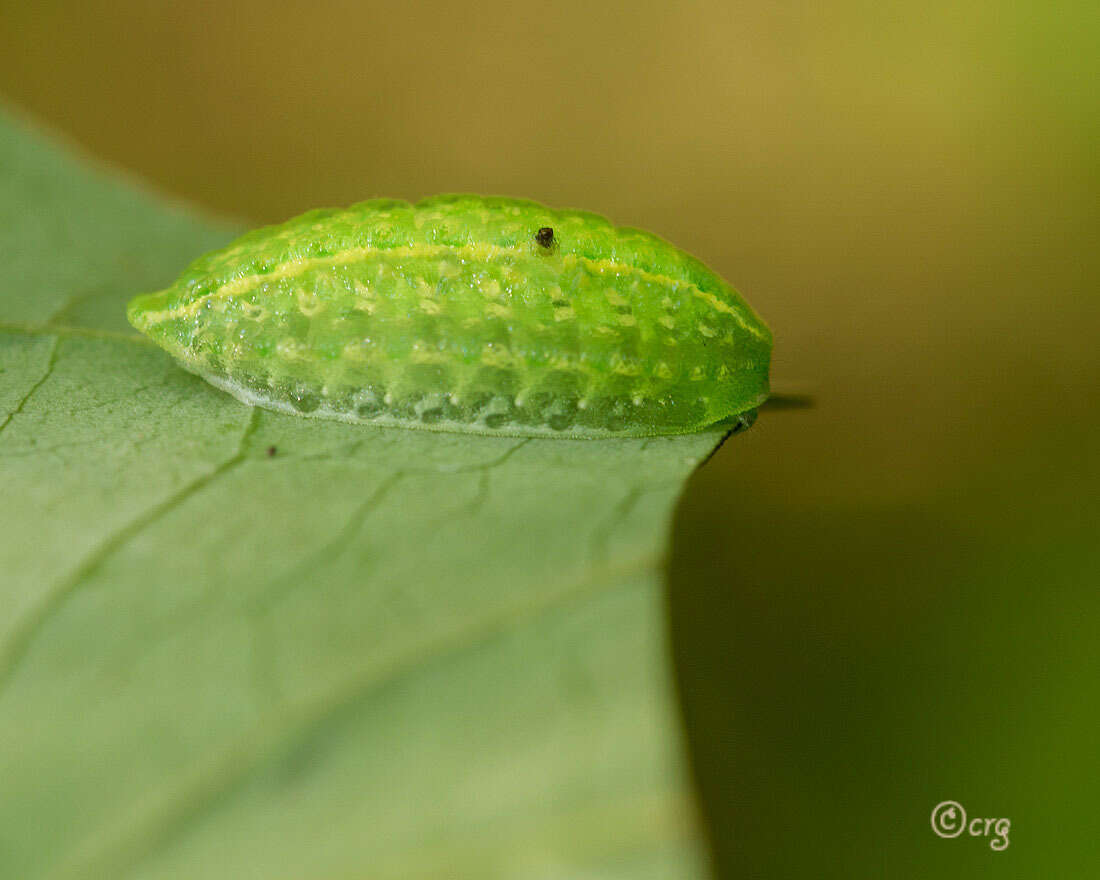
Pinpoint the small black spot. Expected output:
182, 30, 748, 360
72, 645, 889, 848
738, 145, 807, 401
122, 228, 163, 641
535, 227, 555, 249
266, 445, 277, 457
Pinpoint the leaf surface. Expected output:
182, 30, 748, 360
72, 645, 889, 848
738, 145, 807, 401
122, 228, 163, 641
0, 109, 719, 880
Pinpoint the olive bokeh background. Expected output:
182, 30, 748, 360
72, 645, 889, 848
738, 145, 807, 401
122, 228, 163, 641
1, 1, 1096, 876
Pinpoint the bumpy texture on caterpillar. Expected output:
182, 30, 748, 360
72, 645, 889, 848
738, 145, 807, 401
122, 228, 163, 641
127, 194, 772, 438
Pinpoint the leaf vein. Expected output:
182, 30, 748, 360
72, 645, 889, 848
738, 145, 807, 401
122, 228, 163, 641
0, 334, 60, 437
0, 408, 260, 695
0, 320, 154, 346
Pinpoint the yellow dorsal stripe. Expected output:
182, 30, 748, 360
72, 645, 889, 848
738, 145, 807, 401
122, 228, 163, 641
139, 242, 765, 339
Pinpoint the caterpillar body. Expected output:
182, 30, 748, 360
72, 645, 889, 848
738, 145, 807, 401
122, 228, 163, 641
127, 195, 772, 438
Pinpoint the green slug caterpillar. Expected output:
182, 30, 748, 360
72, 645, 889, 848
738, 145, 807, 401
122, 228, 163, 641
127, 195, 772, 438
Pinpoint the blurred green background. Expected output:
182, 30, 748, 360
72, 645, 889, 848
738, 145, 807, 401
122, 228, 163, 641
1, 1, 1096, 876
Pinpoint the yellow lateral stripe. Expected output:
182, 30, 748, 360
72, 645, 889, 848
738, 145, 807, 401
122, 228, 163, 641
138, 244, 486, 323
563, 256, 764, 338
138, 242, 766, 339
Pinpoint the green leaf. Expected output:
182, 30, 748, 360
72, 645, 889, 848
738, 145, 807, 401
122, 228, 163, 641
0, 108, 721, 879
